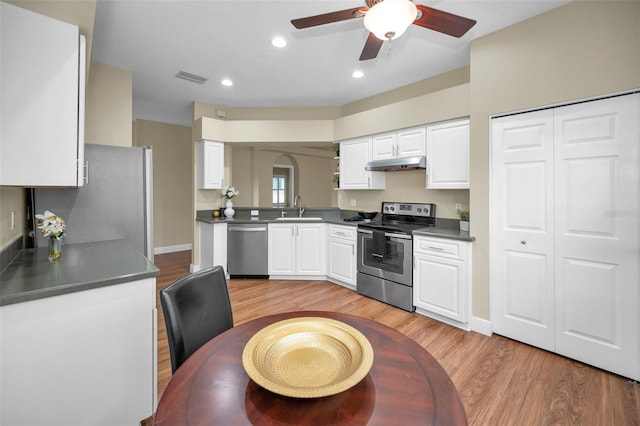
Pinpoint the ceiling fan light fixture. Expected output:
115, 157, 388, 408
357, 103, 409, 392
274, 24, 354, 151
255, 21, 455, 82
364, 0, 418, 41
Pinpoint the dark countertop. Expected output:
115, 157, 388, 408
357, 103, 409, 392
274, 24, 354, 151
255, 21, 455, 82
413, 227, 475, 242
0, 239, 159, 306
196, 209, 475, 241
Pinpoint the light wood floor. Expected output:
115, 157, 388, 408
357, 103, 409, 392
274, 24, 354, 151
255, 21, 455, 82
154, 251, 640, 425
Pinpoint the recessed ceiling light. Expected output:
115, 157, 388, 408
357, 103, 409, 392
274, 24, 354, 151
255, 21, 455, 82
352, 70, 364, 79
271, 36, 287, 48
221, 78, 233, 87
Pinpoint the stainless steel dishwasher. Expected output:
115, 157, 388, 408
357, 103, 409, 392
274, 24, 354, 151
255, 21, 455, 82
227, 224, 268, 277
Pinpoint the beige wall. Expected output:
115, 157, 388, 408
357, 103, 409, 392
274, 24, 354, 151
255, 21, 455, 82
86, 61, 133, 147
228, 146, 335, 209
469, 0, 640, 320
133, 119, 193, 249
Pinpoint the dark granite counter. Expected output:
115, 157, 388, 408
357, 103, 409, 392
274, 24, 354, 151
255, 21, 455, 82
0, 239, 159, 306
196, 209, 474, 240
413, 227, 475, 242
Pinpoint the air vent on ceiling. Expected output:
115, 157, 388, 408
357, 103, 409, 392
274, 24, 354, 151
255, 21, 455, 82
175, 70, 208, 84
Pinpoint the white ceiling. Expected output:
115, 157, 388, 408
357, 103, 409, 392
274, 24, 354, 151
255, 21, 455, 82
91, 0, 571, 126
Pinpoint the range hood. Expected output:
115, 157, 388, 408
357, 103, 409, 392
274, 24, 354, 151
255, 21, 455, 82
365, 156, 426, 172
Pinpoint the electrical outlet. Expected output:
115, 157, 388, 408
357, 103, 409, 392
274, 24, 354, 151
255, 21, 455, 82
11, 211, 16, 230
455, 203, 462, 213
216, 199, 221, 207
349, 199, 356, 207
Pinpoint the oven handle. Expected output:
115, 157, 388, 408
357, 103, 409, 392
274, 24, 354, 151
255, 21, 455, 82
357, 228, 412, 240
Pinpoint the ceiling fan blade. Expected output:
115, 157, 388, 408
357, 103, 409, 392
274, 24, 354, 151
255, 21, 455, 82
359, 32, 384, 61
291, 7, 366, 29
414, 5, 476, 38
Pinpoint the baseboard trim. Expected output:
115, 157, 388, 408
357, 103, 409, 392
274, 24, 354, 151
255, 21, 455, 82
470, 316, 492, 336
154, 244, 192, 255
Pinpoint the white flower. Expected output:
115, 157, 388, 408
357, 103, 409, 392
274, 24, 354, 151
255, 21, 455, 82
36, 210, 66, 239
221, 186, 239, 200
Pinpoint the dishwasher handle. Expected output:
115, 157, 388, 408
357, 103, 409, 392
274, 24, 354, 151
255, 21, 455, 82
228, 226, 267, 232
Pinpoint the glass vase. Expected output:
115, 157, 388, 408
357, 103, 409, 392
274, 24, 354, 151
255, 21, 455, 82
48, 236, 62, 261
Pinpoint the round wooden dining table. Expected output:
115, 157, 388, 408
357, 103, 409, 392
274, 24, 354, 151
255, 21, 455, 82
153, 311, 467, 425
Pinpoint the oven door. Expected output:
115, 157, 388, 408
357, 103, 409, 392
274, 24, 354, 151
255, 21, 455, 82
357, 229, 412, 286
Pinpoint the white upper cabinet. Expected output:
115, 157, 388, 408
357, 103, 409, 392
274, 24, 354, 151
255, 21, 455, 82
426, 119, 470, 189
371, 132, 397, 160
339, 136, 385, 190
197, 140, 224, 189
1, 3, 85, 187
372, 126, 426, 161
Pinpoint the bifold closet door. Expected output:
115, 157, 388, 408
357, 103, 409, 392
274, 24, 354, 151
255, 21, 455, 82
492, 93, 640, 381
553, 93, 639, 380
490, 110, 556, 352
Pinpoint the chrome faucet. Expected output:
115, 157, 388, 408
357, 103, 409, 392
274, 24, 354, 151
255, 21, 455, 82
294, 195, 305, 217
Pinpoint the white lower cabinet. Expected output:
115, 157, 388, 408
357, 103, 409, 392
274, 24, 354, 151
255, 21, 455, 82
413, 236, 472, 330
327, 225, 357, 288
199, 221, 227, 271
269, 223, 326, 277
0, 279, 156, 425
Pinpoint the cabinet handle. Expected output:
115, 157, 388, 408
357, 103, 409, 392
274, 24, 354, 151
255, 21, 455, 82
521, 240, 527, 245
428, 246, 445, 251
83, 161, 89, 185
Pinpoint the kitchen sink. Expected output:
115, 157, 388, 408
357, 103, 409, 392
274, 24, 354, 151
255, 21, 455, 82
275, 217, 323, 221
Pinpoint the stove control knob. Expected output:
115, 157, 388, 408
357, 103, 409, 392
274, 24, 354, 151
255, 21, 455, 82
417, 208, 422, 213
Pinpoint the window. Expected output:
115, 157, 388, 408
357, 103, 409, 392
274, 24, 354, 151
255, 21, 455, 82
273, 175, 286, 207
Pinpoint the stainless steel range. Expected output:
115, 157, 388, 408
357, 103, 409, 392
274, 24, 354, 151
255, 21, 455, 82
357, 202, 436, 312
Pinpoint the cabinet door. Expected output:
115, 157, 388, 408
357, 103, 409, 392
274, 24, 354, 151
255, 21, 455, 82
491, 110, 555, 351
197, 140, 224, 189
397, 126, 426, 157
328, 238, 356, 285
1, 3, 83, 186
340, 137, 385, 189
0, 279, 156, 424
371, 132, 397, 160
296, 224, 326, 275
414, 254, 467, 322
426, 119, 470, 189
268, 224, 295, 275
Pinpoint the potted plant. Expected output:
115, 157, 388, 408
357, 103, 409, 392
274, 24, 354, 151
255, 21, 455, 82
459, 209, 470, 232
331, 143, 340, 158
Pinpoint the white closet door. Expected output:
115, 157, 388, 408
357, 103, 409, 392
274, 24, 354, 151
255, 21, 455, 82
554, 93, 639, 380
491, 110, 556, 351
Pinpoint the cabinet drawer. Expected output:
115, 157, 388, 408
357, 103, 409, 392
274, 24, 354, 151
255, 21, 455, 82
414, 237, 462, 259
329, 225, 356, 240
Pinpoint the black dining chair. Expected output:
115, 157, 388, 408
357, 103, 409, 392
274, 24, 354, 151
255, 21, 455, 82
160, 266, 234, 373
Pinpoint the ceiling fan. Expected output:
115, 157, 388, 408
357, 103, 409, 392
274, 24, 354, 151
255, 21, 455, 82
291, 0, 476, 61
